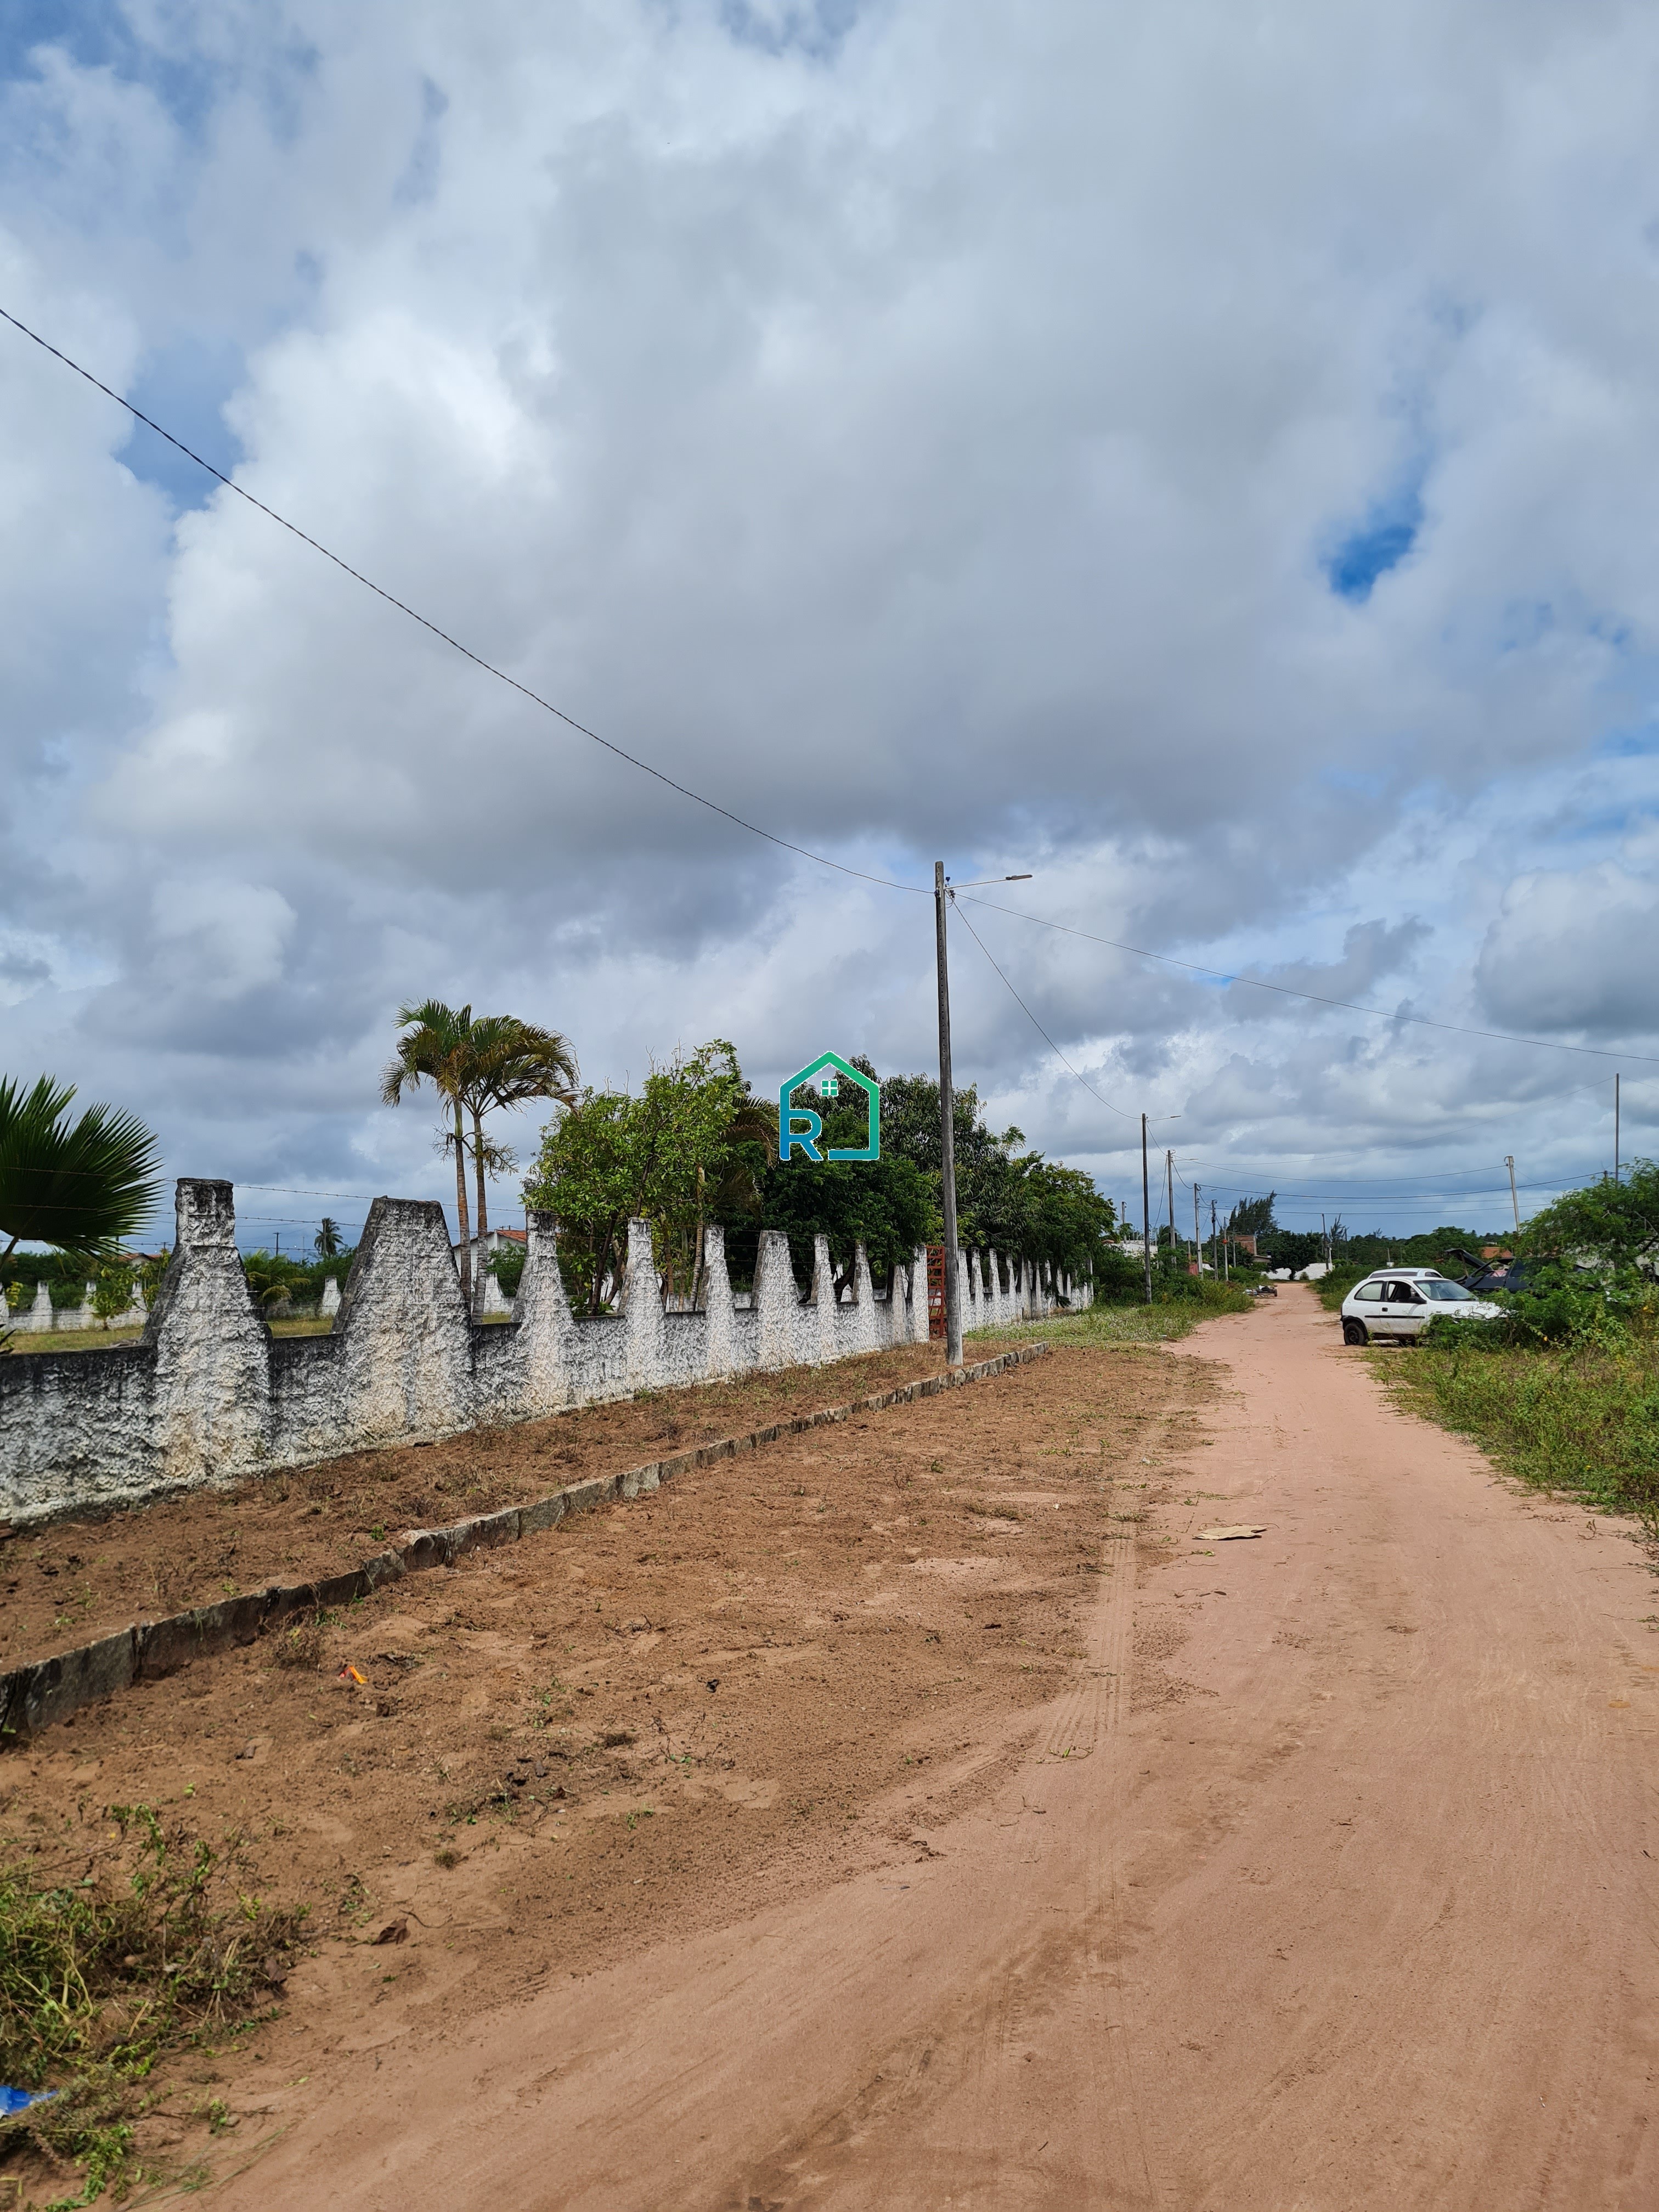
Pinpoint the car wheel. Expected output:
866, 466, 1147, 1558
1342, 1319, 1368, 1346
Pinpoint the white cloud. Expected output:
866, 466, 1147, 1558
1, 0, 1657, 1239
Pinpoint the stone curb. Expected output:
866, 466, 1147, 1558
0, 1343, 1048, 1742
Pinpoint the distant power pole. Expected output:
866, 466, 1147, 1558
1165, 1151, 1175, 1275
1321, 1212, 1328, 1267
934, 862, 962, 1367
1141, 1115, 1152, 1305
1193, 1180, 1201, 1274
1615, 1073, 1621, 1185
1212, 1197, 1220, 1279
1505, 1156, 1520, 1234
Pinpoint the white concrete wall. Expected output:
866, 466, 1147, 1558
0, 1179, 1081, 1526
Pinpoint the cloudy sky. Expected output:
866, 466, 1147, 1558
4, 0, 1657, 1249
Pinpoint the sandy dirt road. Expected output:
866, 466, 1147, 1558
216, 1288, 1659, 2209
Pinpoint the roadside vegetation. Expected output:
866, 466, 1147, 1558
988, 1272, 1256, 1347
524, 1044, 1119, 1312
1329, 1164, 1659, 1531
0, 1805, 303, 2207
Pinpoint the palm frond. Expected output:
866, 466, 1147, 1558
0, 1076, 163, 1260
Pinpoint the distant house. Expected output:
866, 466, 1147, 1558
452, 1225, 527, 1270
1233, 1233, 1259, 1258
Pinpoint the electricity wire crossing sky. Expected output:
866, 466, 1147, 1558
1, 1, 1656, 1241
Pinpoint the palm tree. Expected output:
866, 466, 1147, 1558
462, 1017, 579, 1274
0, 1076, 162, 1263
381, 1002, 478, 1309
314, 1218, 344, 1259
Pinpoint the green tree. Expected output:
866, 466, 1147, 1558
314, 1218, 344, 1259
1227, 1193, 1277, 1239
763, 1063, 1115, 1296
1489, 1160, 1659, 1342
91, 1264, 134, 1324
524, 1041, 762, 1313
382, 1001, 478, 1308
0, 1076, 162, 1263
460, 1015, 579, 1267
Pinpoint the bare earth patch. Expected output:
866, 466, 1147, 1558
0, 1336, 1207, 2199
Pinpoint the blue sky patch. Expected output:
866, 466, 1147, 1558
717, 0, 865, 62
1325, 485, 1423, 603
2, 1, 219, 137
119, 335, 246, 513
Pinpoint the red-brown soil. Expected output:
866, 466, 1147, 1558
0, 1330, 1202, 2201
0, 1342, 958, 1668
213, 1288, 1659, 2209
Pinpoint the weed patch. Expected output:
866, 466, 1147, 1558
0, 1805, 303, 2205
1384, 1335, 1659, 1533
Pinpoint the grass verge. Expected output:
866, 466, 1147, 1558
0, 1805, 303, 2207
980, 1279, 1257, 1349
1378, 1333, 1659, 1533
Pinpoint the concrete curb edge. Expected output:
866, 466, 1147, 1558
0, 1342, 1050, 1741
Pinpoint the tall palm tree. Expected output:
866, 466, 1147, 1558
0, 1076, 162, 1263
381, 1002, 477, 1309
461, 1017, 579, 1277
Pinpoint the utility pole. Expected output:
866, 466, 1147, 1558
1321, 1212, 1328, 1267
1165, 1151, 1175, 1277
1615, 1073, 1621, 1184
934, 862, 962, 1367
1212, 1197, 1220, 1279
1141, 1115, 1152, 1305
1193, 1180, 1201, 1275
1505, 1155, 1520, 1234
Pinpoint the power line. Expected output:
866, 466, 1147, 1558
951, 900, 1147, 1123
13, 303, 1659, 1073
0, 305, 926, 900
957, 893, 1659, 1066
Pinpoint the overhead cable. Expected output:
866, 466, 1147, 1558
0, 306, 924, 899
13, 303, 1659, 1066
957, 894, 1659, 1066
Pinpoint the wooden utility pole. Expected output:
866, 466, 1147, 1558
1141, 1114, 1152, 1305
1161, 1151, 1172, 1276
1506, 1155, 1520, 1233
1615, 1073, 1621, 1184
934, 862, 962, 1366
1211, 1197, 1220, 1279
1193, 1180, 1201, 1275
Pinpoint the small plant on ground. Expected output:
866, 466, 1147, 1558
0, 1805, 303, 2204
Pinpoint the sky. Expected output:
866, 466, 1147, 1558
3, 0, 1658, 1252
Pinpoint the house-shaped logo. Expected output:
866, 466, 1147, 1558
777, 1052, 881, 1163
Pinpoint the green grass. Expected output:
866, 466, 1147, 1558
0, 1806, 303, 2206
1381, 1332, 1659, 1533
0, 1326, 145, 1356
977, 1277, 1257, 1349
2, 1316, 341, 1355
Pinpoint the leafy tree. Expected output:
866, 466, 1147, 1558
382, 1004, 579, 1314
765, 1063, 1115, 1294
382, 1001, 479, 1308
1521, 1162, 1659, 1274
0, 1076, 162, 1263
1478, 1160, 1659, 1343
1227, 1193, 1277, 1239
524, 1041, 763, 1313
459, 1015, 578, 1268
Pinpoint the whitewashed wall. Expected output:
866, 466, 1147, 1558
0, 1179, 1084, 1526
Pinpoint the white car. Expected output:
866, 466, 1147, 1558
1339, 1267, 1504, 1346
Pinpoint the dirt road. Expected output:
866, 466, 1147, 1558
216, 1288, 1659, 2209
